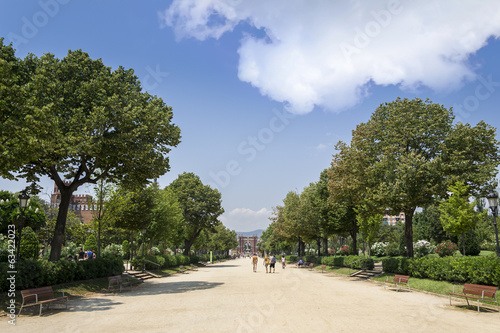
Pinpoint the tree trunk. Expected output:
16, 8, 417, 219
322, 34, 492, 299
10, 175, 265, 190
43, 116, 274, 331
49, 187, 73, 261
462, 232, 466, 255
323, 238, 328, 256
317, 238, 321, 256
404, 209, 415, 258
183, 228, 201, 255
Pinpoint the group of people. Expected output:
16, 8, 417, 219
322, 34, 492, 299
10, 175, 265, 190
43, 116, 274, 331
251, 253, 286, 273
78, 248, 95, 260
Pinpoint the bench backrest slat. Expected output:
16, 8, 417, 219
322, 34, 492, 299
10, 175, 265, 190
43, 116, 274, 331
394, 275, 409, 283
21, 287, 55, 303
462, 283, 497, 298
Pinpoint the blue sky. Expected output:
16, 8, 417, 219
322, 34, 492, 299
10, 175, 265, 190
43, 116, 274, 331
1, 0, 500, 232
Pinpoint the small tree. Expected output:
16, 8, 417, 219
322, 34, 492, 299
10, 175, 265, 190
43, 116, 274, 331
439, 181, 487, 255
20, 226, 39, 260
84, 234, 98, 252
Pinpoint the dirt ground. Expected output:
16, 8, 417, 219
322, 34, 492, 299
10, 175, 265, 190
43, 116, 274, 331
4, 258, 500, 332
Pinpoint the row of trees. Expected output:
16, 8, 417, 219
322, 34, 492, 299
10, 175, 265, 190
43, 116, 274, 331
0, 39, 236, 260
261, 98, 500, 257
0, 172, 237, 260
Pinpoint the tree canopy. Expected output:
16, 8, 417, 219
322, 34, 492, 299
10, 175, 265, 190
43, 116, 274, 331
0, 40, 181, 260
330, 97, 499, 257
168, 172, 224, 255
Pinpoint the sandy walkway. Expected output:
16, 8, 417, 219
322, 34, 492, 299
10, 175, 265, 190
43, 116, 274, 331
4, 258, 500, 332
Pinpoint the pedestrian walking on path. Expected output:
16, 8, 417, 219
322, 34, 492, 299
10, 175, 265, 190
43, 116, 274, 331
264, 255, 270, 273
270, 255, 276, 273
252, 253, 258, 272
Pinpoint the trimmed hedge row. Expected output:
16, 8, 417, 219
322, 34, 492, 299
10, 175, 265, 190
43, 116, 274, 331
382, 256, 500, 287
321, 255, 375, 270
131, 253, 229, 270
0, 255, 124, 292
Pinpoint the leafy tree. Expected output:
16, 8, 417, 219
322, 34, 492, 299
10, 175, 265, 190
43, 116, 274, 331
439, 181, 487, 255
338, 98, 499, 257
168, 172, 224, 255
413, 204, 446, 243
355, 205, 383, 257
0, 42, 181, 260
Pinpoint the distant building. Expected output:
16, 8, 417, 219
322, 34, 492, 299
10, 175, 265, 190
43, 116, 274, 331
238, 234, 258, 255
50, 181, 94, 224
383, 212, 406, 226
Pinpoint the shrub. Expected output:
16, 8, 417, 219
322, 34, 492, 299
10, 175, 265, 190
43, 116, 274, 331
321, 255, 374, 270
340, 245, 349, 256
0, 256, 124, 292
20, 226, 39, 260
371, 242, 388, 257
386, 243, 401, 257
382, 257, 409, 274
84, 234, 98, 252
458, 229, 481, 256
61, 241, 80, 260
413, 240, 433, 258
435, 241, 458, 257
102, 243, 124, 258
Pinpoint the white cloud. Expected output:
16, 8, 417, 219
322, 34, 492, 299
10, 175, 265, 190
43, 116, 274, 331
161, 0, 500, 114
219, 207, 272, 231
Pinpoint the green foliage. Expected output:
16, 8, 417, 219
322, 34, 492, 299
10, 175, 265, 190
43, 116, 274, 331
102, 243, 124, 258
407, 256, 500, 286
322, 255, 374, 270
84, 234, 98, 252
458, 229, 481, 256
61, 241, 80, 260
386, 242, 401, 257
381, 257, 410, 274
122, 240, 130, 259
0, 43, 181, 260
435, 241, 458, 257
0, 256, 124, 292
20, 226, 39, 260
168, 172, 224, 255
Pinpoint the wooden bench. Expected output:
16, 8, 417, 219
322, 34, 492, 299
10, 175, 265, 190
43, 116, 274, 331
308, 263, 314, 270
321, 264, 326, 273
449, 283, 498, 312
190, 264, 198, 271
20, 286, 68, 316
384, 275, 410, 291
108, 275, 132, 292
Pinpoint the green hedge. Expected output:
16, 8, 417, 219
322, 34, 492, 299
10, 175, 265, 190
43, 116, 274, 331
0, 255, 124, 292
321, 255, 374, 270
131, 253, 228, 270
382, 255, 500, 287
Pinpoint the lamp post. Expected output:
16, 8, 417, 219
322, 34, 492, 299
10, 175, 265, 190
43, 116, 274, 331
486, 190, 500, 258
142, 228, 147, 272
16, 191, 30, 262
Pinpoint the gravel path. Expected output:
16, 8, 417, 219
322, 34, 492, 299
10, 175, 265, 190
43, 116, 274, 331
5, 258, 500, 332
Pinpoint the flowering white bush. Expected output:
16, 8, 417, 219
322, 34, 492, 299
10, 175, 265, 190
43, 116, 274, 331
371, 242, 388, 257
413, 240, 433, 258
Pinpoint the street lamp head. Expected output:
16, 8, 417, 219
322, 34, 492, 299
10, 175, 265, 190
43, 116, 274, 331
487, 190, 498, 215
18, 190, 30, 210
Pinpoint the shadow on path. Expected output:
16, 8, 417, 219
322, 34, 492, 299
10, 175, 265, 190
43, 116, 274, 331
121, 280, 224, 297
